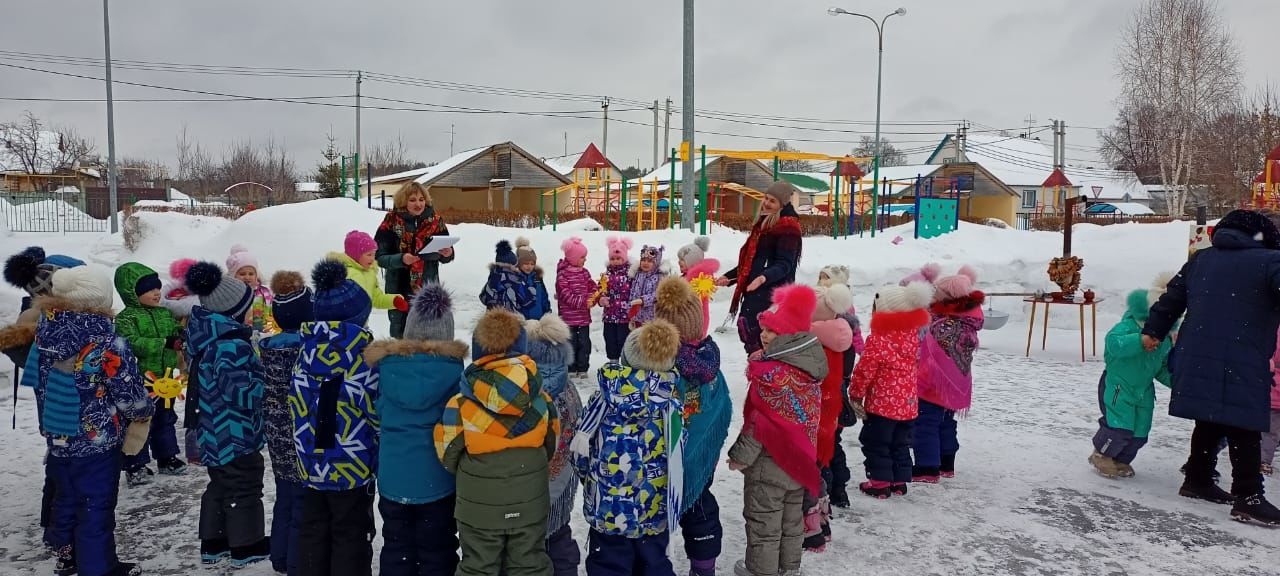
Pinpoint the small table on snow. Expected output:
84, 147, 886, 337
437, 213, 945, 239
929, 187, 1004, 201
1023, 297, 1104, 362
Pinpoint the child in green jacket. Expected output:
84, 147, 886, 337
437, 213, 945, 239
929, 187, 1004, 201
115, 262, 187, 484
1090, 274, 1174, 479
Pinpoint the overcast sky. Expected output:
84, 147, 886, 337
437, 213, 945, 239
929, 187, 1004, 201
1, 0, 1275, 176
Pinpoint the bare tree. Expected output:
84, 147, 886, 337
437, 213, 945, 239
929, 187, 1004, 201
852, 136, 907, 172
769, 140, 815, 172
364, 134, 425, 177
116, 157, 172, 187
0, 111, 96, 173
1115, 0, 1241, 215
1100, 104, 1163, 181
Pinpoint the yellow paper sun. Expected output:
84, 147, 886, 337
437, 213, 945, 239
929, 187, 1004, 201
145, 368, 187, 409
690, 273, 717, 300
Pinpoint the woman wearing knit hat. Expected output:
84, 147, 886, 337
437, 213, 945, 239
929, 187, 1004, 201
572, 319, 685, 576
1143, 209, 1280, 526
375, 182, 455, 339
183, 261, 271, 566
291, 260, 379, 575
523, 314, 582, 576
366, 284, 467, 576
329, 230, 410, 318
915, 266, 984, 484
257, 271, 312, 574
716, 180, 804, 354
850, 281, 934, 499
30, 265, 153, 576
226, 245, 277, 336
515, 237, 553, 321
655, 277, 732, 576
480, 239, 537, 316
727, 284, 827, 576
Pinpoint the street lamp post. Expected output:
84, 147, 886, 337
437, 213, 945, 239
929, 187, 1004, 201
828, 6, 905, 238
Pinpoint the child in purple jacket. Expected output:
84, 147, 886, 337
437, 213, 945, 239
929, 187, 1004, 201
556, 236, 597, 377
600, 236, 633, 362
628, 245, 668, 328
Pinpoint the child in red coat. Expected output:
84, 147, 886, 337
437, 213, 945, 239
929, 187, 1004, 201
849, 280, 934, 498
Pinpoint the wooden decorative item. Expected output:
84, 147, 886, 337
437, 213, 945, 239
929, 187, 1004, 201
1049, 195, 1086, 297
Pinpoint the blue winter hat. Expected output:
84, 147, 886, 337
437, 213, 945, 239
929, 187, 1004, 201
312, 259, 372, 327
495, 240, 517, 267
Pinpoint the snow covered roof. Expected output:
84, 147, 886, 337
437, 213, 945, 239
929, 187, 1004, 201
369, 146, 488, 184
543, 157, 575, 176
640, 156, 724, 182
295, 182, 321, 193
926, 133, 1148, 200
780, 172, 830, 193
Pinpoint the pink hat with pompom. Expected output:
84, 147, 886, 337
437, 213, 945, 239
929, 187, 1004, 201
606, 236, 633, 262
168, 258, 196, 286
757, 284, 818, 336
225, 244, 259, 275
561, 236, 588, 262
934, 265, 978, 302
899, 262, 941, 287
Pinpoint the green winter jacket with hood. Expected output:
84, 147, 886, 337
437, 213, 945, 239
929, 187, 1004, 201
1101, 288, 1172, 437
114, 262, 184, 378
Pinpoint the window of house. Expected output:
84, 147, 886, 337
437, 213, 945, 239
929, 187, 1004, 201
1022, 189, 1037, 208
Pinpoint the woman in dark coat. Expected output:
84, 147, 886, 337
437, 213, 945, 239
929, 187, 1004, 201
374, 182, 455, 338
1142, 209, 1280, 526
716, 180, 803, 353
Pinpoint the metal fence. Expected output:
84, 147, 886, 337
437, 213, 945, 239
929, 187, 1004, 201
1, 191, 113, 233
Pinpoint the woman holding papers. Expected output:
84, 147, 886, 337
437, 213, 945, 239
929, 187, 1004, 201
375, 182, 456, 338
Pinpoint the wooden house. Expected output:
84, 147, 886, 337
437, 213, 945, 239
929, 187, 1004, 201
366, 142, 572, 211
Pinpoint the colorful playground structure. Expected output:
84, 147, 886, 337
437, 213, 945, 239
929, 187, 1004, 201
1251, 144, 1280, 210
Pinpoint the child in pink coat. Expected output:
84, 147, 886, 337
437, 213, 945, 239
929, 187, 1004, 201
556, 236, 597, 377
1266, 329, 1280, 476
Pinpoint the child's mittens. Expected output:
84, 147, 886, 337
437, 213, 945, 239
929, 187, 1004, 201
850, 399, 867, 421
727, 458, 747, 472
393, 295, 410, 313
627, 299, 643, 321
122, 418, 152, 456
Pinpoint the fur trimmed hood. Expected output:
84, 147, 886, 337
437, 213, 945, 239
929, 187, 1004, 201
931, 291, 986, 316
32, 295, 115, 319
365, 338, 468, 367
0, 309, 38, 352
629, 258, 673, 279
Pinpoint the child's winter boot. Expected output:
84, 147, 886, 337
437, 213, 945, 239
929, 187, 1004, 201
912, 466, 941, 484
53, 545, 76, 576
1088, 451, 1122, 479
890, 483, 908, 496
1177, 481, 1234, 505
940, 454, 956, 478
1230, 494, 1280, 527
830, 485, 850, 508
230, 537, 271, 567
859, 480, 891, 499
1115, 462, 1136, 478
1262, 463, 1274, 477
201, 538, 231, 565
156, 457, 186, 476
125, 467, 155, 487
106, 561, 142, 576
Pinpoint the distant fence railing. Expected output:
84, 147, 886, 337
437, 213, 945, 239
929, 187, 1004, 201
1028, 214, 1176, 231
440, 207, 915, 237
1, 191, 112, 233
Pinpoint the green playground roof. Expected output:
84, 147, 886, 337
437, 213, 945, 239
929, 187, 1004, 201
780, 172, 829, 192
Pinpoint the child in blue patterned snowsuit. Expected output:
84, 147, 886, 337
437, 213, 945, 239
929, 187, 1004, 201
32, 265, 153, 576
184, 261, 270, 568
291, 260, 380, 576
481, 240, 535, 314
572, 319, 685, 576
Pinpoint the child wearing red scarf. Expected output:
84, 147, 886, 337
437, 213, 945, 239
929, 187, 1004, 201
728, 285, 827, 576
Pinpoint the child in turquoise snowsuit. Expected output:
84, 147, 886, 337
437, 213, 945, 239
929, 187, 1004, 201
1091, 286, 1173, 478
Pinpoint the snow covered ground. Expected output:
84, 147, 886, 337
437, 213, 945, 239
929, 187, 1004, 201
1, 199, 1276, 575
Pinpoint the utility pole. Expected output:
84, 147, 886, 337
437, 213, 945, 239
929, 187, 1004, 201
1059, 120, 1067, 169
449, 124, 455, 156
957, 123, 968, 159
102, 0, 119, 233
563, 132, 568, 157
601, 97, 610, 159
651, 100, 660, 170
681, 0, 696, 230
664, 98, 672, 160
355, 70, 362, 198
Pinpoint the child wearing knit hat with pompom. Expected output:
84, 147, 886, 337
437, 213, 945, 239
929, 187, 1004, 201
728, 284, 828, 576
816, 265, 863, 508
628, 245, 670, 328
572, 319, 685, 575
290, 260, 379, 575
226, 245, 277, 336
850, 280, 934, 499
366, 284, 467, 576
803, 282, 854, 552
601, 236, 634, 361
330, 231, 409, 317
183, 260, 271, 566
515, 237, 552, 321
556, 236, 597, 376
914, 266, 985, 484
161, 258, 200, 320
480, 239, 536, 316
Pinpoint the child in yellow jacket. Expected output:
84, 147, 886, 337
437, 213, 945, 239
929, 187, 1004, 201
331, 231, 409, 315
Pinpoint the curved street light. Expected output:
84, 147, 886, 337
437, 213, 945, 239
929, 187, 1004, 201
828, 6, 906, 237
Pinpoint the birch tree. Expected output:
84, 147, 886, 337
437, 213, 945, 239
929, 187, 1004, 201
1115, 0, 1240, 215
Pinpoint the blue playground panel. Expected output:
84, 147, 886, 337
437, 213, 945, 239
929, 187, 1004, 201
916, 197, 959, 239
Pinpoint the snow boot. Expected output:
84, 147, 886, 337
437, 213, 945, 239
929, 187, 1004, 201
1263, 463, 1274, 477
106, 561, 142, 576
1178, 481, 1234, 505
1231, 494, 1280, 527
829, 486, 850, 508
201, 538, 231, 565
802, 532, 826, 553
230, 537, 270, 568
859, 480, 891, 499
1089, 451, 1122, 479
940, 454, 956, 478
1180, 462, 1221, 480
1115, 462, 1136, 478
912, 466, 941, 484
53, 545, 76, 576
733, 559, 751, 576
157, 457, 186, 476
890, 483, 908, 497
125, 467, 154, 487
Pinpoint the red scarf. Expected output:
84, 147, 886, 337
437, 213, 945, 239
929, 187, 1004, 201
730, 215, 802, 314
378, 210, 443, 292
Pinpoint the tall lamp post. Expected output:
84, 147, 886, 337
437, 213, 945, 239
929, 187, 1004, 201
828, 6, 906, 238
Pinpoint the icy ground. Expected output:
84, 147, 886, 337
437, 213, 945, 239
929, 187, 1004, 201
0, 200, 1277, 575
